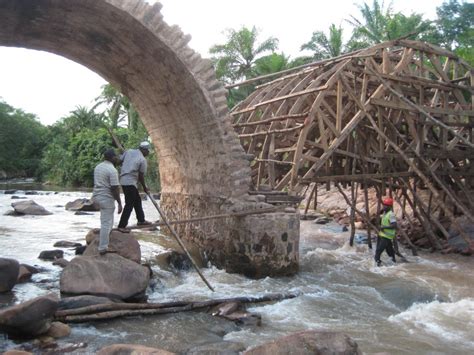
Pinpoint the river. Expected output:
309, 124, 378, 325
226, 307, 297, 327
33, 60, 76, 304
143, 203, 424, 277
0, 185, 473, 354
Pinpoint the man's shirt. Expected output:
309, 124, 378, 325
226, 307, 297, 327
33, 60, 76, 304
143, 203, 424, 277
119, 149, 147, 187
92, 160, 119, 199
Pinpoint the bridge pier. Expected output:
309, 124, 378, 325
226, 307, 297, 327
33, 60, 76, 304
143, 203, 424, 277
161, 193, 299, 278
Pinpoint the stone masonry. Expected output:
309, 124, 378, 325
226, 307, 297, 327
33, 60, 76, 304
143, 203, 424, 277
0, 0, 299, 277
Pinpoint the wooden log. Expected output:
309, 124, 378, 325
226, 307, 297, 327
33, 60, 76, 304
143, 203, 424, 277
54, 292, 300, 323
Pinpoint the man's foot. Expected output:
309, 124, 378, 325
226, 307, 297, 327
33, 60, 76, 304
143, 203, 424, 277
137, 220, 152, 226
376, 260, 382, 267
392, 258, 396, 263
99, 249, 118, 255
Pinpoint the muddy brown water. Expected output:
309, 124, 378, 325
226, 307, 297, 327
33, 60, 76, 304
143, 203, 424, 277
0, 186, 473, 354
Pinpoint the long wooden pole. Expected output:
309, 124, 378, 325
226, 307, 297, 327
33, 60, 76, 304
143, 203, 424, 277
147, 192, 215, 292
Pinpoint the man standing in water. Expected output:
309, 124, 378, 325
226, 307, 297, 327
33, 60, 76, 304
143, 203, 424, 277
117, 141, 152, 231
92, 148, 123, 255
375, 197, 397, 266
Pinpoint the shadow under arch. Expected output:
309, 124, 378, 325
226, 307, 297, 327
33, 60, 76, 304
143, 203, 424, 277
0, 0, 298, 278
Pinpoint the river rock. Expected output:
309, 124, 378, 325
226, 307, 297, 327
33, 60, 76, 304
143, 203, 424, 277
448, 215, 474, 250
0, 258, 20, 292
97, 344, 175, 355
314, 216, 331, 224
60, 254, 150, 301
17, 265, 33, 283
0, 293, 59, 337
38, 250, 64, 261
58, 295, 119, 310
65, 198, 99, 211
11, 196, 27, 199
11, 200, 52, 215
83, 230, 141, 263
3, 351, 33, 355
45, 321, 71, 338
52, 258, 69, 268
243, 330, 361, 355
186, 341, 246, 355
53, 241, 82, 248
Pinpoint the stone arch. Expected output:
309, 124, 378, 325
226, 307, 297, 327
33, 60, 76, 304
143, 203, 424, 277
0, 0, 299, 278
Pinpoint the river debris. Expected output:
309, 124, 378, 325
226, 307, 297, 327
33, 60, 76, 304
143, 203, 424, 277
53, 292, 300, 323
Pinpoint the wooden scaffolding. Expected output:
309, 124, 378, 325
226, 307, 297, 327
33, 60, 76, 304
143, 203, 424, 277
230, 39, 474, 252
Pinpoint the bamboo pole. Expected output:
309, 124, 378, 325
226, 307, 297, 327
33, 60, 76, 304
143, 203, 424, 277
146, 192, 215, 292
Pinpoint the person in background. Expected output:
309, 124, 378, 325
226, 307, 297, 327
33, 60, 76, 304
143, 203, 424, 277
117, 141, 152, 231
92, 148, 122, 255
375, 197, 397, 266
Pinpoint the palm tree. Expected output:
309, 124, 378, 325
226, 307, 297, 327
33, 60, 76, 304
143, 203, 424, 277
346, 0, 433, 50
93, 84, 142, 131
301, 24, 345, 60
210, 26, 279, 84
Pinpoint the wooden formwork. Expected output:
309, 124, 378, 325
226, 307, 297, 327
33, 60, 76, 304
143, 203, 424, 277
230, 39, 474, 251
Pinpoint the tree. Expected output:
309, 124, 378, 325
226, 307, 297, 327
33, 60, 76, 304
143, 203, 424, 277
433, 0, 473, 65
301, 24, 345, 60
0, 100, 47, 177
346, 0, 433, 50
210, 26, 279, 84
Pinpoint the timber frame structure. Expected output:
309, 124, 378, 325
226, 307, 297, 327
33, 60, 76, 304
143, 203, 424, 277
230, 40, 474, 251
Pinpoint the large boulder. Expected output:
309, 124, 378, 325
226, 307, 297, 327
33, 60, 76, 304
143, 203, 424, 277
60, 255, 150, 301
448, 215, 474, 250
98, 344, 175, 355
11, 200, 52, 215
0, 258, 20, 293
65, 198, 99, 211
84, 230, 141, 263
0, 293, 59, 337
243, 330, 361, 355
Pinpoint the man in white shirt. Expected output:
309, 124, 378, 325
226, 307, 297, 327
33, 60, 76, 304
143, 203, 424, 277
117, 141, 151, 230
92, 149, 123, 255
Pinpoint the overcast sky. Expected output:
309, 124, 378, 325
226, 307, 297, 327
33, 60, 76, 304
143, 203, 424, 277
0, 0, 444, 125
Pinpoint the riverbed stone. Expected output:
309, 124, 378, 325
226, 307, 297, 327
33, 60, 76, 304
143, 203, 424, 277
53, 241, 82, 248
17, 264, 33, 283
83, 230, 141, 263
11, 200, 52, 215
38, 250, 64, 261
58, 295, 120, 310
97, 344, 176, 355
60, 254, 150, 301
0, 258, 20, 292
58, 295, 116, 310
45, 321, 71, 338
186, 341, 246, 354
243, 330, 362, 355
0, 293, 59, 337
65, 198, 99, 211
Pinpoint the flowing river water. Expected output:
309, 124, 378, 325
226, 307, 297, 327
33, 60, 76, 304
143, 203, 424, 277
0, 185, 473, 354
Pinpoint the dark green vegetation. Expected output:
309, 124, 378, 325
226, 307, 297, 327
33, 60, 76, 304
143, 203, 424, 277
0, 0, 471, 188
0, 85, 160, 190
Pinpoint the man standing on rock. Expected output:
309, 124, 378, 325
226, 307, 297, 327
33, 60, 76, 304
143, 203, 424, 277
117, 141, 152, 231
92, 148, 123, 255
375, 197, 397, 266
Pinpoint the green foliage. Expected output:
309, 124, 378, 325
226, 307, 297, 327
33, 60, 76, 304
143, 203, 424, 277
346, 0, 433, 50
210, 26, 279, 84
434, 0, 474, 50
301, 24, 346, 60
0, 100, 47, 177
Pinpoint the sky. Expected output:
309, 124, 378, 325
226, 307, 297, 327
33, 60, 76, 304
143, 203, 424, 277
0, 0, 445, 125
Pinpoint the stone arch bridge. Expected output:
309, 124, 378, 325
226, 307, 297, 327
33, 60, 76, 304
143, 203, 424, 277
0, 0, 299, 278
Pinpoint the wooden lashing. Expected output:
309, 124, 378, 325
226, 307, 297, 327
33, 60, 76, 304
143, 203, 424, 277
230, 40, 473, 252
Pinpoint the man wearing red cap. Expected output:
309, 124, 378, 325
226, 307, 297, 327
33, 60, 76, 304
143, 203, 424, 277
375, 197, 397, 266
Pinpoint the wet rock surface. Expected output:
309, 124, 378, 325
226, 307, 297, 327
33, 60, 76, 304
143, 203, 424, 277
10, 200, 52, 215
0, 258, 20, 292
